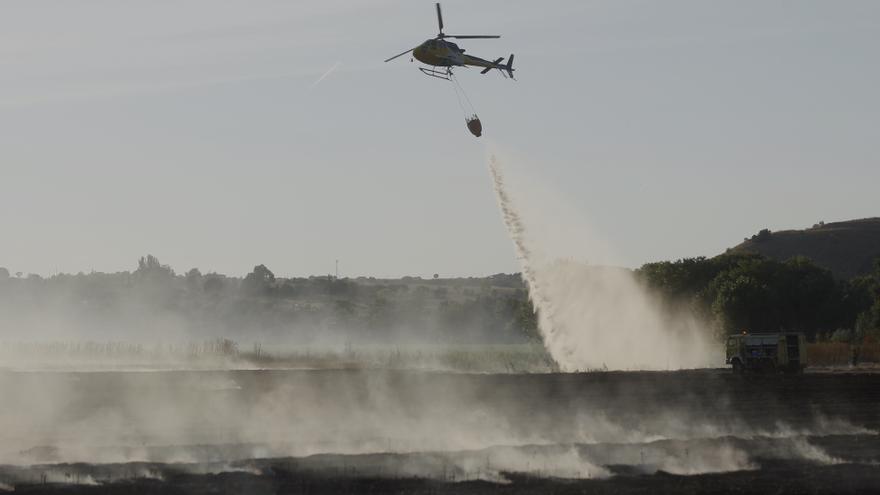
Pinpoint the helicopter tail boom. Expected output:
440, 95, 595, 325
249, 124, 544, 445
480, 58, 504, 74
475, 54, 514, 78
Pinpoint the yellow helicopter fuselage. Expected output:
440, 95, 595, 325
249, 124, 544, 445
413, 39, 502, 70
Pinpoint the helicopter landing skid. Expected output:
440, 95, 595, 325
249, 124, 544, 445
419, 66, 453, 81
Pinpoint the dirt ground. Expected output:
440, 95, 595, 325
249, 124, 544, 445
1, 369, 878, 494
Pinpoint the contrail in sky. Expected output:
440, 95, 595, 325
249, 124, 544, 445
311, 62, 341, 88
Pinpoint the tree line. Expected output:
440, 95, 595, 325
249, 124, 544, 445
636, 253, 880, 343
0, 256, 539, 344
2, 252, 878, 344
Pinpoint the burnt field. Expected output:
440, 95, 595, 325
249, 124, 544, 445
1, 369, 878, 494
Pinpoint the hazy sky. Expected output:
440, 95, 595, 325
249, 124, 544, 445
2, 1, 878, 278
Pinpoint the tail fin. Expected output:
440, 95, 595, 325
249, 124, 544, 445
481, 58, 504, 74
504, 54, 514, 78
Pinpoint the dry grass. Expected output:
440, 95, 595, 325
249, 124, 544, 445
807, 343, 853, 367
807, 342, 880, 367
858, 343, 880, 363
0, 340, 556, 373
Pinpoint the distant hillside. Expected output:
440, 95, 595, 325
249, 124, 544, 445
731, 218, 880, 279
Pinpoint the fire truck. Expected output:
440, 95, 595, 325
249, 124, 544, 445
726, 332, 807, 374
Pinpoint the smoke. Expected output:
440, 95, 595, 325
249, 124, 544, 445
766, 437, 844, 465
449, 446, 610, 481
0, 365, 875, 494
488, 152, 719, 370
1, 369, 871, 467
0, 260, 542, 356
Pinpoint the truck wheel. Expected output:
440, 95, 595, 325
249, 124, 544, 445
732, 360, 743, 375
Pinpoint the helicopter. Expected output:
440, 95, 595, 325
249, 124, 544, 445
384, 3, 514, 81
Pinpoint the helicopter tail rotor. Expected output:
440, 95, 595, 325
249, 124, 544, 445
504, 54, 515, 78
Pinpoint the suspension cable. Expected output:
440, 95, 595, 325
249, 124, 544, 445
452, 73, 476, 115
449, 72, 477, 119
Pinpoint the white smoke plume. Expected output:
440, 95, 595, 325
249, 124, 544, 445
488, 153, 719, 371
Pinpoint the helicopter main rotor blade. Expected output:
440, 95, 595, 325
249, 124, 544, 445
384, 46, 419, 63
444, 35, 501, 39
436, 3, 444, 35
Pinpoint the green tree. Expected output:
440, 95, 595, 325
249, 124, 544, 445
185, 268, 203, 292
203, 275, 225, 295
242, 264, 275, 294
853, 258, 880, 342
709, 268, 774, 335
642, 253, 858, 340
751, 228, 772, 242
131, 255, 178, 307
136, 255, 174, 278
